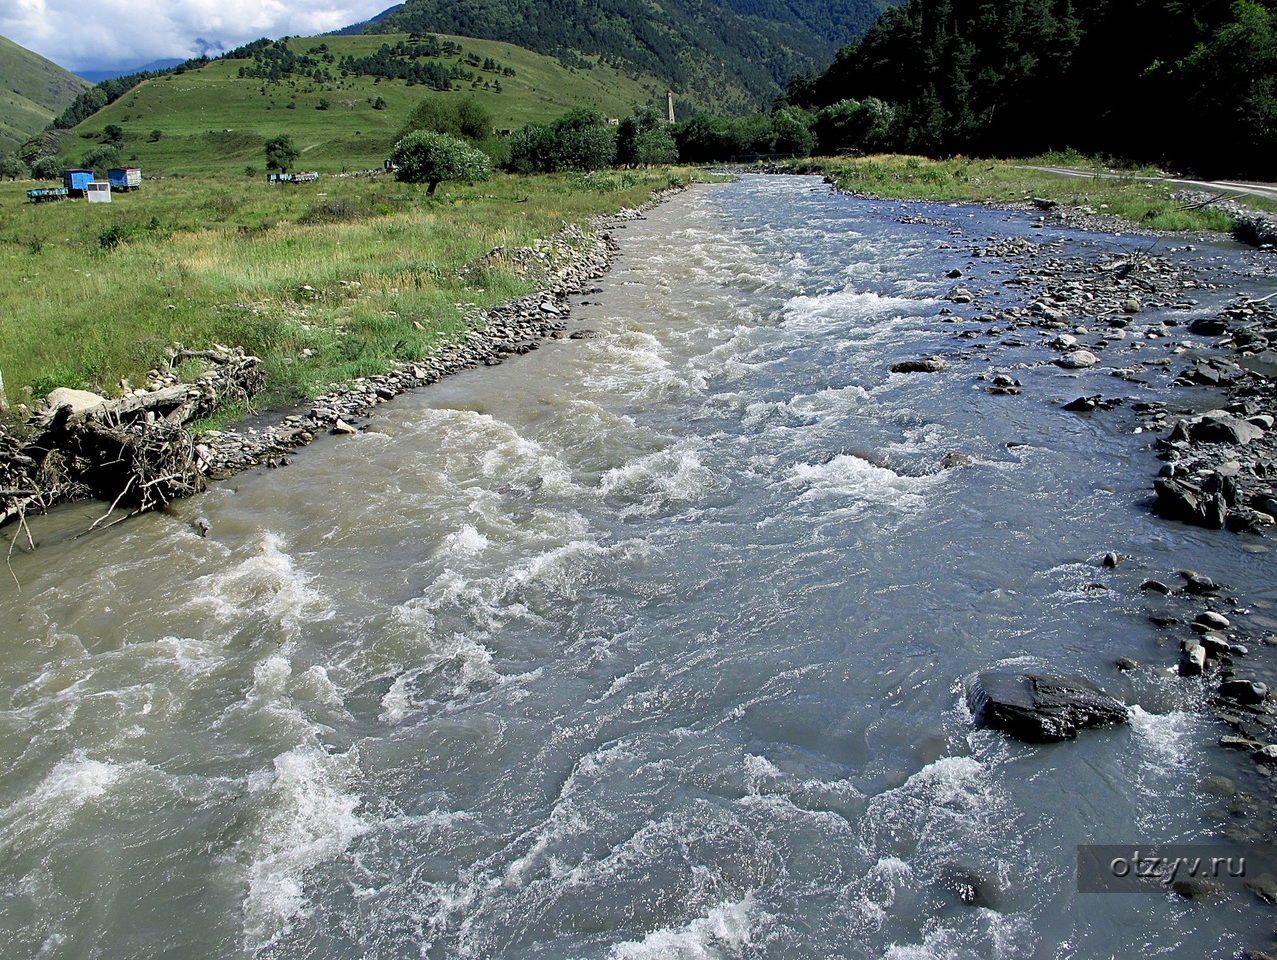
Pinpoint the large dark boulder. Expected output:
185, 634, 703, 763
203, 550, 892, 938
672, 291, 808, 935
1154, 475, 1228, 528
1190, 414, 1264, 446
970, 671, 1128, 742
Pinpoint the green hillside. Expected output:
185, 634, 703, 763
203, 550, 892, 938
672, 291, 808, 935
0, 34, 91, 155
353, 0, 898, 110
45, 33, 666, 176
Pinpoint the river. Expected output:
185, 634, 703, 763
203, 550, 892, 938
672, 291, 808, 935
2, 175, 1275, 959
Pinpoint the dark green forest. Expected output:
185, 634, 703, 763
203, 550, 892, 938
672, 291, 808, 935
791, 0, 1277, 177
353, 0, 889, 110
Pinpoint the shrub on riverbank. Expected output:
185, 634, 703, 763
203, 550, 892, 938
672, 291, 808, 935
0, 168, 694, 417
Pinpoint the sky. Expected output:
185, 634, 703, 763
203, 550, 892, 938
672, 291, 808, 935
1, 0, 396, 74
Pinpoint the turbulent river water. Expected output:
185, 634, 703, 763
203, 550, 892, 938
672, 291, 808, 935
4, 175, 1277, 959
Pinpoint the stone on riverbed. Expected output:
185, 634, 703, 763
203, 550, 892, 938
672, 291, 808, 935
969, 671, 1128, 742
891, 356, 947, 374
1055, 350, 1098, 369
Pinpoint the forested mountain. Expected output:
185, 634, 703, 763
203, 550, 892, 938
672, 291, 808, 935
793, 0, 1277, 177
344, 0, 894, 111
0, 34, 90, 155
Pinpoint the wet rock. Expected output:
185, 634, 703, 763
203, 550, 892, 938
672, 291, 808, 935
938, 865, 999, 908
1115, 656, 1139, 671
1189, 316, 1230, 336
1172, 877, 1222, 900
947, 286, 974, 304
331, 419, 358, 435
569, 329, 598, 340
969, 671, 1128, 742
1154, 475, 1227, 528
1220, 679, 1269, 705
1195, 611, 1232, 631
1180, 641, 1207, 676
1256, 745, 1277, 765
891, 357, 947, 374
1055, 350, 1098, 369
1141, 579, 1172, 594
1221, 735, 1265, 750
1122, 298, 1142, 314
1190, 414, 1264, 446
1184, 574, 1222, 595
940, 451, 976, 469
1246, 874, 1277, 905
1102, 551, 1122, 568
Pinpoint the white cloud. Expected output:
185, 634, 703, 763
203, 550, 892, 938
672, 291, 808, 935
1, 0, 393, 72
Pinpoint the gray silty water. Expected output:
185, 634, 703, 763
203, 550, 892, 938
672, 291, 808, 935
2, 175, 1276, 959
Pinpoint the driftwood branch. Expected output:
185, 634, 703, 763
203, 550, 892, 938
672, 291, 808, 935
1, 344, 263, 535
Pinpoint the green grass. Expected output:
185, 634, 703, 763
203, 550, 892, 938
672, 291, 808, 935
0, 167, 696, 417
42, 33, 666, 176
0, 34, 91, 155
781, 153, 1277, 232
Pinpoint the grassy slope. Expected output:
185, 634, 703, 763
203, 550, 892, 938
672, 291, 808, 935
48, 34, 666, 176
0, 167, 699, 414
0, 34, 91, 155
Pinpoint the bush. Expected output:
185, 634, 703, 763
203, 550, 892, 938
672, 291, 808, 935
0, 154, 26, 180
398, 98, 492, 141
30, 156, 61, 180
81, 144, 121, 173
391, 130, 492, 193
507, 109, 617, 173
264, 134, 299, 172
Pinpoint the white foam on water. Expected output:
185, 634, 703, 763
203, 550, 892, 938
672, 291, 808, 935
237, 744, 367, 952
859, 756, 1012, 871
189, 532, 332, 646
742, 384, 873, 431
0, 753, 129, 852
599, 445, 719, 517
378, 633, 499, 725
788, 453, 938, 515
782, 287, 930, 334
882, 912, 1035, 960
156, 635, 227, 679
440, 524, 490, 558
602, 895, 760, 960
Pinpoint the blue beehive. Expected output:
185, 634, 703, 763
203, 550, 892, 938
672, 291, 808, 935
107, 167, 142, 191
63, 169, 94, 196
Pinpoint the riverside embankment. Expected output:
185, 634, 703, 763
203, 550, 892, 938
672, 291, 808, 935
1, 174, 1276, 959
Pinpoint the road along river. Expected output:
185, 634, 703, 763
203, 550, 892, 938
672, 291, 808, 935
2, 175, 1276, 959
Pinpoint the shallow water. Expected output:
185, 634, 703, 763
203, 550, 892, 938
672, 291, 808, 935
3, 175, 1277, 959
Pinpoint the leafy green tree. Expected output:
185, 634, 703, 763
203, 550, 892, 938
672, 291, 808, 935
30, 156, 62, 180
507, 109, 617, 172
770, 107, 815, 156
102, 124, 124, 144
1176, 0, 1277, 177
391, 130, 492, 193
81, 144, 121, 174
264, 134, 299, 172
617, 107, 678, 166
0, 154, 26, 180
149, 129, 163, 142
400, 98, 492, 141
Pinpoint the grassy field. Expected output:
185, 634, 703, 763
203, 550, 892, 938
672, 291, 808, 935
45, 34, 666, 176
782, 153, 1277, 232
0, 167, 695, 418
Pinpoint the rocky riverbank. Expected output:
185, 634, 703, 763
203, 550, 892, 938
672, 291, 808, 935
0, 187, 687, 532
882, 195, 1277, 845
